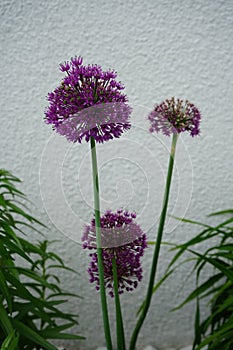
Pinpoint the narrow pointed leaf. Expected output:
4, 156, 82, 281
0, 330, 19, 350
12, 319, 57, 350
172, 273, 224, 311
0, 301, 13, 335
0, 270, 12, 312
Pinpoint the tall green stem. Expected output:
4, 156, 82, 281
90, 137, 113, 350
129, 133, 178, 350
112, 256, 126, 350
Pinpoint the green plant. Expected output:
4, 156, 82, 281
167, 209, 233, 350
0, 169, 84, 349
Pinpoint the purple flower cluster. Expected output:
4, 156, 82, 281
148, 97, 201, 137
45, 56, 131, 143
82, 209, 147, 297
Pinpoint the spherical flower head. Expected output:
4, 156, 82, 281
45, 56, 131, 143
148, 97, 201, 137
82, 209, 147, 297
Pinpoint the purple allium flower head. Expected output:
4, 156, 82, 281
148, 97, 201, 137
82, 209, 147, 297
45, 56, 131, 143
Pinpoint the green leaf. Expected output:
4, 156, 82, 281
1, 257, 19, 280
209, 295, 233, 319
47, 264, 77, 273
213, 252, 233, 259
216, 216, 233, 229
0, 330, 19, 350
40, 330, 85, 340
0, 169, 21, 181
18, 238, 45, 255
16, 268, 59, 292
45, 299, 68, 306
0, 270, 12, 313
208, 209, 233, 216
43, 322, 76, 332
40, 323, 85, 340
209, 279, 232, 305
172, 216, 211, 228
6, 201, 39, 224
206, 243, 233, 253
11, 319, 57, 350
45, 311, 78, 322
195, 319, 233, 349
168, 229, 219, 269
0, 184, 23, 197
46, 274, 60, 284
6, 274, 58, 316
22, 282, 43, 296
1, 236, 34, 264
193, 298, 201, 347
47, 292, 81, 300
147, 241, 176, 247
0, 300, 13, 335
0, 222, 22, 246
14, 220, 45, 234
13, 301, 56, 325
46, 252, 64, 265
190, 251, 233, 282
0, 242, 9, 259
0, 193, 7, 209
172, 273, 224, 311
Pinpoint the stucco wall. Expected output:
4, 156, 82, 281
1, 0, 233, 349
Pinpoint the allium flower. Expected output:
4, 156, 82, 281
45, 56, 131, 143
148, 97, 201, 137
82, 209, 147, 297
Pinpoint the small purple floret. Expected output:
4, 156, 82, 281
82, 209, 147, 297
148, 97, 201, 137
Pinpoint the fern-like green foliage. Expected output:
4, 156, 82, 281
0, 169, 84, 350
167, 210, 233, 350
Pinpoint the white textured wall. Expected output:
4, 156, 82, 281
1, 0, 233, 349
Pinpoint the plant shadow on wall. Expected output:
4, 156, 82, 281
0, 170, 84, 350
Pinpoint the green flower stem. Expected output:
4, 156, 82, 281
90, 137, 113, 350
129, 133, 178, 350
112, 256, 126, 350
